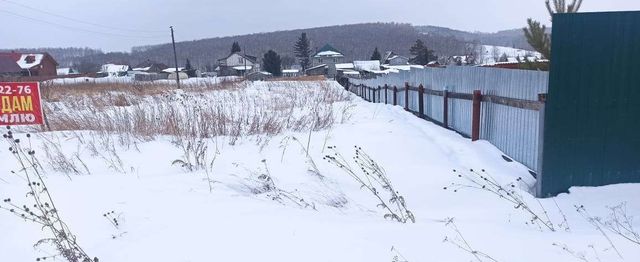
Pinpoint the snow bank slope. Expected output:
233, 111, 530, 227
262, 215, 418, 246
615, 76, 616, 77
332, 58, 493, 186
1, 81, 639, 262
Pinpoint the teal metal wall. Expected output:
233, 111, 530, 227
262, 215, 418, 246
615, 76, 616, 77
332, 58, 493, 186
538, 11, 640, 197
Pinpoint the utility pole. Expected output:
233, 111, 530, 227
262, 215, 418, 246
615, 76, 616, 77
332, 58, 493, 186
170, 26, 180, 89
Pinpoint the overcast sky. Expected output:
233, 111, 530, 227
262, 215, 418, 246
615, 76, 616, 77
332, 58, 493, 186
1, 0, 639, 52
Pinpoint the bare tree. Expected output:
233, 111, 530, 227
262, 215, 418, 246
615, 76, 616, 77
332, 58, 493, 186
491, 46, 500, 63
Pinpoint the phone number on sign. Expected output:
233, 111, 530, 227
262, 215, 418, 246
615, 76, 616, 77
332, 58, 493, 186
0, 85, 34, 95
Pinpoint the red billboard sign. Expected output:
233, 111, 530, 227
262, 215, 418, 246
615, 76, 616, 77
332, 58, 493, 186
0, 82, 44, 126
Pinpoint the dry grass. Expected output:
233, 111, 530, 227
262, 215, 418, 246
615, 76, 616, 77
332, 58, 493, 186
267, 75, 327, 82
40, 77, 244, 102
40, 80, 353, 146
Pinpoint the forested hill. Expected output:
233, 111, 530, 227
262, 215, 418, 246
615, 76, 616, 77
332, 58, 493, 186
124, 23, 471, 71
414, 25, 543, 50
5, 23, 536, 71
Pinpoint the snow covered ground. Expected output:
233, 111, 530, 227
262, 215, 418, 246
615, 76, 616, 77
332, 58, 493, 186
1, 80, 639, 261
478, 45, 543, 65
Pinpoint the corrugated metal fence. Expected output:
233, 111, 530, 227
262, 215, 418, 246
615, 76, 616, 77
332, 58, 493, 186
349, 66, 549, 174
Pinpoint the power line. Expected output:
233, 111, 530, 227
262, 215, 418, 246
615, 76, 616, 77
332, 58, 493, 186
0, 0, 166, 33
0, 9, 167, 39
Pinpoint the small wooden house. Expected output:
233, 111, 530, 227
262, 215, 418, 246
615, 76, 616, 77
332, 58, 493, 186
217, 52, 259, 76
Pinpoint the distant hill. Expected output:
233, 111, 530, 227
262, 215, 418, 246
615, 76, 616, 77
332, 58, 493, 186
113, 23, 470, 71
414, 25, 550, 50
4, 23, 543, 71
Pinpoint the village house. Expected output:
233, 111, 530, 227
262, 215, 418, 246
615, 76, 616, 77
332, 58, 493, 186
98, 63, 130, 77
0, 52, 58, 77
246, 71, 272, 81
311, 44, 345, 67
382, 51, 410, 65
132, 60, 169, 73
130, 60, 171, 81
217, 52, 259, 76
307, 44, 345, 78
281, 69, 300, 77
56, 67, 80, 76
0, 55, 23, 77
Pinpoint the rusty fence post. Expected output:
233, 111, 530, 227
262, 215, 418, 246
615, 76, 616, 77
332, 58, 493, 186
443, 88, 449, 128
370, 87, 373, 102
372, 87, 377, 103
471, 90, 482, 141
363, 86, 366, 99
384, 84, 388, 104
404, 82, 410, 111
393, 86, 398, 106
418, 84, 425, 117
366, 86, 370, 101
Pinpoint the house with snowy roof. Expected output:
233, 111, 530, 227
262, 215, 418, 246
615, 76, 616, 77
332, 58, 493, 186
311, 44, 345, 67
217, 52, 259, 76
306, 44, 345, 78
132, 60, 169, 73
56, 67, 80, 76
98, 63, 131, 77
0, 52, 58, 77
382, 51, 409, 66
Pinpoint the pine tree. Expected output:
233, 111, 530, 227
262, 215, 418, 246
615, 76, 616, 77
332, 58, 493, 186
409, 39, 436, 65
262, 50, 282, 77
523, 0, 584, 60
410, 39, 426, 57
231, 42, 241, 53
185, 59, 196, 77
523, 19, 551, 59
370, 47, 382, 61
293, 33, 311, 71
545, 0, 583, 20
499, 53, 509, 63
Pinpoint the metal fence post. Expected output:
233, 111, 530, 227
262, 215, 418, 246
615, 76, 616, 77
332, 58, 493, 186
535, 93, 547, 196
384, 84, 388, 104
443, 88, 449, 128
393, 86, 398, 106
372, 88, 377, 103
472, 90, 482, 141
404, 82, 410, 111
365, 86, 369, 101
418, 84, 424, 117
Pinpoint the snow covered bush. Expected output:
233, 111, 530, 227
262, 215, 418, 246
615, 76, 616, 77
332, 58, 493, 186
324, 146, 415, 223
236, 159, 316, 210
443, 217, 499, 262
444, 169, 567, 232
0, 127, 97, 262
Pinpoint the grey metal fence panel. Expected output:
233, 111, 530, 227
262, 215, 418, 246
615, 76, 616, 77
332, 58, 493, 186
347, 67, 548, 173
424, 93, 444, 123
397, 90, 406, 108
408, 89, 419, 112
